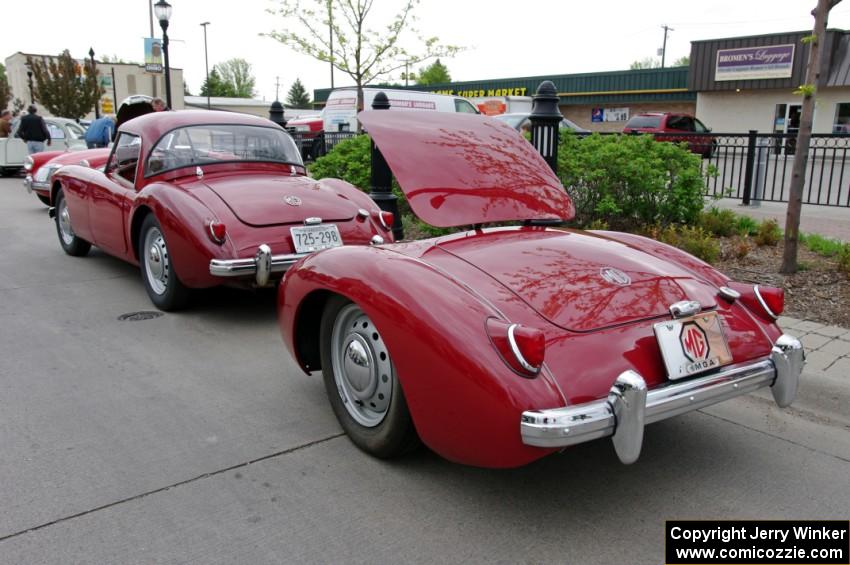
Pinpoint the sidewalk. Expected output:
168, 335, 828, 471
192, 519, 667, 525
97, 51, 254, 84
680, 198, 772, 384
777, 315, 850, 424
713, 198, 850, 242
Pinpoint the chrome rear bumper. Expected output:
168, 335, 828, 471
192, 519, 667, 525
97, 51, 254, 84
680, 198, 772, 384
209, 244, 309, 286
520, 334, 804, 464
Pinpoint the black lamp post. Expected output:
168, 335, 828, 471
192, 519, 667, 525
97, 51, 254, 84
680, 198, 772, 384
154, 0, 173, 109
89, 47, 100, 119
27, 70, 34, 104
200, 21, 210, 110
528, 80, 562, 173
368, 92, 403, 240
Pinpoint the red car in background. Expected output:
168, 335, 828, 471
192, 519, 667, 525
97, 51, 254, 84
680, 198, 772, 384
623, 112, 717, 158
24, 148, 110, 206
285, 115, 324, 160
277, 111, 803, 469
50, 110, 393, 310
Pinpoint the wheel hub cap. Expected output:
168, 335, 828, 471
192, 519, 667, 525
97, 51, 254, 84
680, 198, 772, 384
343, 337, 376, 400
148, 245, 163, 279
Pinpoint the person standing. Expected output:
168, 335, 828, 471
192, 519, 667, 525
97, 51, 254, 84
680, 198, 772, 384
84, 115, 115, 148
0, 110, 12, 138
17, 105, 51, 154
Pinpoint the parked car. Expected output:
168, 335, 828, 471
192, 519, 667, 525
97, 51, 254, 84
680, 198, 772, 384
50, 110, 393, 310
623, 112, 716, 157
277, 110, 803, 469
24, 148, 111, 206
285, 114, 323, 160
493, 112, 589, 133
0, 117, 88, 176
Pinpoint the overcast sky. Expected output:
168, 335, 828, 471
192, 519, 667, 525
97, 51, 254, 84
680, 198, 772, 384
4, 0, 850, 103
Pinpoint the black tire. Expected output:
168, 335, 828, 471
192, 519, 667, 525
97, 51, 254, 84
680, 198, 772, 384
36, 193, 51, 206
319, 295, 419, 458
54, 189, 91, 257
138, 214, 190, 311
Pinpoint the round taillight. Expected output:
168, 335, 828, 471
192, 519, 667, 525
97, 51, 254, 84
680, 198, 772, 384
207, 220, 226, 244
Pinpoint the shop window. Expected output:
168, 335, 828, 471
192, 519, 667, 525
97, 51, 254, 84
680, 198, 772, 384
833, 103, 850, 134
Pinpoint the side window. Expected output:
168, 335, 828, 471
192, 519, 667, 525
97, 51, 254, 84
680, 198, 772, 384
110, 133, 141, 184
47, 123, 65, 139
694, 119, 709, 133
454, 99, 478, 114
66, 123, 86, 140
833, 103, 850, 133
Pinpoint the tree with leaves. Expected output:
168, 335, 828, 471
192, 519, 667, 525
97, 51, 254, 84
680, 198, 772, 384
215, 58, 256, 98
782, 0, 842, 273
200, 68, 235, 97
27, 50, 102, 119
416, 59, 450, 85
286, 78, 311, 108
268, 0, 462, 128
0, 64, 12, 110
630, 55, 688, 69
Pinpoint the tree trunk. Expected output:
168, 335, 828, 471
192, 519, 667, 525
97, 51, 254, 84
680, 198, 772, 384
781, 0, 837, 273
356, 82, 364, 133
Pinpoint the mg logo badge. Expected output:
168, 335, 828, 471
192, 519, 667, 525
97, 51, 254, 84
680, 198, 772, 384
284, 195, 302, 206
680, 322, 709, 362
600, 267, 631, 286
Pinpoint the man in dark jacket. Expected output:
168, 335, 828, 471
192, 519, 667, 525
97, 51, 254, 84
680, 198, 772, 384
17, 105, 51, 154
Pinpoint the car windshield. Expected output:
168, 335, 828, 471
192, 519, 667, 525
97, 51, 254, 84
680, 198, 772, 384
145, 124, 302, 176
625, 116, 662, 129
492, 114, 526, 129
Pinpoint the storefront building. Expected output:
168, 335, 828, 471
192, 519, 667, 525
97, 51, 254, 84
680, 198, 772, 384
690, 30, 850, 134
313, 67, 695, 132
4, 52, 184, 118
312, 28, 850, 136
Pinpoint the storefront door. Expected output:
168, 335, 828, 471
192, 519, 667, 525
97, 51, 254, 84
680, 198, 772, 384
774, 103, 802, 155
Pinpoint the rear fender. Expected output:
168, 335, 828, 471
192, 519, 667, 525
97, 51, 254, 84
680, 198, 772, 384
132, 183, 234, 287
279, 245, 565, 467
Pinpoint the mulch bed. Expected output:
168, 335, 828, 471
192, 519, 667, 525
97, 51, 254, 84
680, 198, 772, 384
714, 239, 850, 327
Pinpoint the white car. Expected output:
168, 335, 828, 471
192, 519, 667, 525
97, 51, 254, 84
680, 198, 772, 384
1, 117, 88, 176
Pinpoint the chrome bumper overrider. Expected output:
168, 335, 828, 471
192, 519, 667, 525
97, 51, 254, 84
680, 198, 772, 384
209, 244, 309, 286
23, 176, 49, 193
520, 334, 804, 464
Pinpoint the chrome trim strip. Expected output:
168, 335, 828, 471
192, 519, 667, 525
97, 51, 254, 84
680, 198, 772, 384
753, 285, 779, 320
520, 335, 803, 463
507, 323, 539, 374
23, 175, 33, 193
670, 300, 701, 318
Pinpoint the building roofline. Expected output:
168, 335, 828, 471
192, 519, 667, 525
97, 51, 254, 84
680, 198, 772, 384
6, 51, 182, 70
690, 28, 847, 44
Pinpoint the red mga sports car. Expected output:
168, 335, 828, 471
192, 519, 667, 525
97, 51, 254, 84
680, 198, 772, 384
25, 148, 111, 206
50, 110, 393, 310
277, 110, 804, 469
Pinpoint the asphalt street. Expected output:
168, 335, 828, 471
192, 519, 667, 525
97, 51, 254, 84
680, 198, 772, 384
1, 176, 848, 564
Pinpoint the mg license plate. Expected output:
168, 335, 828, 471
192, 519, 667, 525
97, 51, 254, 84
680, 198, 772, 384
653, 311, 733, 380
290, 224, 343, 253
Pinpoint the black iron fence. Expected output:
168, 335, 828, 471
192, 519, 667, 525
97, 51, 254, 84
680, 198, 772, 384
699, 131, 850, 207
288, 130, 358, 161
287, 126, 850, 208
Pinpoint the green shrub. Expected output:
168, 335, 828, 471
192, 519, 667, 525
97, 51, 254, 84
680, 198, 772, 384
800, 233, 845, 257
698, 207, 738, 237
558, 133, 708, 230
735, 215, 759, 236
754, 219, 781, 246
837, 245, 850, 277
656, 225, 720, 263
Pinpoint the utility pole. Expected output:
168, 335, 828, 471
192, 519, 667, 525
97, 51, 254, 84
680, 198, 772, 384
275, 76, 281, 101
660, 24, 674, 68
200, 22, 211, 110
404, 61, 409, 86
328, 0, 334, 88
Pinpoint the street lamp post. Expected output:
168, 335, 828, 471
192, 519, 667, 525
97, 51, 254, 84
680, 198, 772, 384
200, 21, 210, 110
154, 0, 173, 109
89, 47, 100, 119
27, 70, 34, 104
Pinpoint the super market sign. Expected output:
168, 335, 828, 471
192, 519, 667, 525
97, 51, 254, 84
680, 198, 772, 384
715, 44, 794, 81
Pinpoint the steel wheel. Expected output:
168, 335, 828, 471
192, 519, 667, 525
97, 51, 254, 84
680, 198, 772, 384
330, 303, 394, 427
143, 226, 170, 296
54, 189, 90, 257
138, 215, 189, 311
57, 195, 76, 247
319, 296, 419, 458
